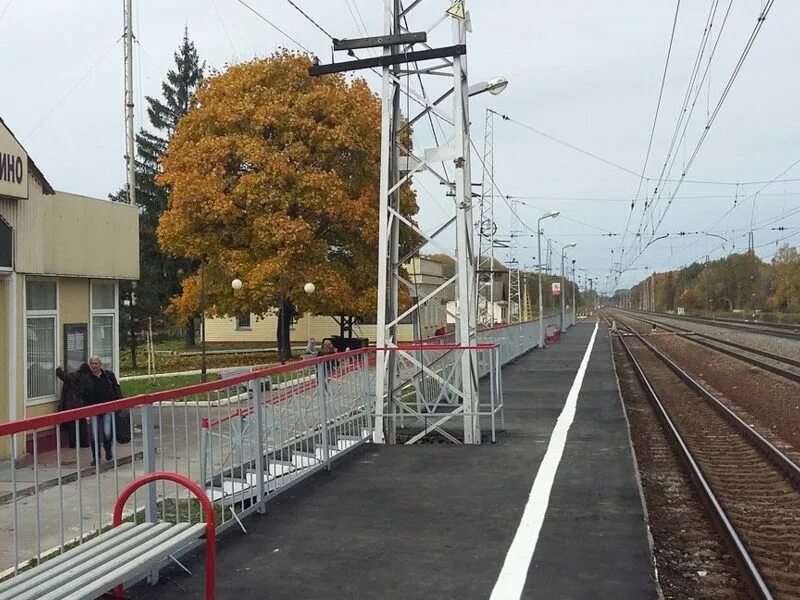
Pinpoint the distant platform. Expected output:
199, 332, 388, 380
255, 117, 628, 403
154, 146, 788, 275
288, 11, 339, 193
134, 321, 658, 600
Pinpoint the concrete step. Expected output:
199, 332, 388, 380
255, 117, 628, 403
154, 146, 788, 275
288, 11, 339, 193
336, 438, 358, 451
314, 446, 340, 461
268, 461, 297, 477
291, 452, 320, 468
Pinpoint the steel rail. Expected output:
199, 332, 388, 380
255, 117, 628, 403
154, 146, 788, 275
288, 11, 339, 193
614, 309, 800, 383
632, 309, 800, 341
613, 326, 774, 599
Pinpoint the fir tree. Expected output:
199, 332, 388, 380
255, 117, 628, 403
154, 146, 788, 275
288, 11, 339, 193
115, 30, 205, 363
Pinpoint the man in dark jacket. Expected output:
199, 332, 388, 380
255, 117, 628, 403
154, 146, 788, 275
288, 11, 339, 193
55, 364, 91, 448
82, 356, 122, 465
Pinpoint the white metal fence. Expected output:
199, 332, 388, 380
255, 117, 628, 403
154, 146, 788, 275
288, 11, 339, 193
0, 316, 577, 582
0, 351, 372, 581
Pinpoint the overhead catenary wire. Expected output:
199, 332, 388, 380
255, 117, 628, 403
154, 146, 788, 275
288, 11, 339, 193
210, 0, 238, 58
492, 111, 800, 188
235, 0, 313, 53
0, 0, 14, 25
23, 35, 123, 141
624, 0, 733, 263
647, 0, 776, 239
617, 0, 777, 280
284, 0, 334, 40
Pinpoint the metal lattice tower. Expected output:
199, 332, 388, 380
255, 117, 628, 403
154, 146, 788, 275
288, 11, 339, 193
476, 108, 496, 327
507, 199, 523, 324
310, 0, 494, 444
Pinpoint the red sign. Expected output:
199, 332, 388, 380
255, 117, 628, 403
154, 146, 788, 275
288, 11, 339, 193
551, 282, 561, 296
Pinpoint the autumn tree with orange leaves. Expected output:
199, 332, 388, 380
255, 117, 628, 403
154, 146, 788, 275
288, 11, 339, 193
158, 52, 418, 359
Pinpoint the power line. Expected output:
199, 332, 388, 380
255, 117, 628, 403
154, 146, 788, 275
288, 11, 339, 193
492, 111, 800, 188
210, 0, 238, 57
284, 0, 334, 40
0, 0, 14, 25
618, 0, 683, 269
492, 112, 643, 178
618, 0, 777, 279
506, 191, 800, 203
625, 0, 733, 263
23, 36, 123, 142
632, 0, 682, 208
235, 0, 313, 53
649, 0, 776, 237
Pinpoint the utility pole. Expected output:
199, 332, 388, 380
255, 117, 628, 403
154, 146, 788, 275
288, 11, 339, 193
123, 0, 136, 205
651, 272, 656, 311
571, 259, 576, 325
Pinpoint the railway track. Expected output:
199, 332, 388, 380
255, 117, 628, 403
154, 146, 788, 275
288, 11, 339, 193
603, 311, 800, 599
610, 309, 800, 384
630, 310, 800, 341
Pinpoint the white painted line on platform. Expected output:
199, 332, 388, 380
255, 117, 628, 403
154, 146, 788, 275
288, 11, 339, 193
490, 322, 599, 600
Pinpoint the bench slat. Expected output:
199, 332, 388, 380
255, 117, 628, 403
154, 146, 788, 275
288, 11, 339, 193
13, 522, 179, 600
42, 523, 207, 600
0, 522, 142, 598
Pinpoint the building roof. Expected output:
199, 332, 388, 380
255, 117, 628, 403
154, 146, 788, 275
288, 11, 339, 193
0, 116, 55, 195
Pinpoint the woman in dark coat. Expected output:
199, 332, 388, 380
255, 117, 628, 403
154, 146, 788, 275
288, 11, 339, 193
55, 364, 91, 448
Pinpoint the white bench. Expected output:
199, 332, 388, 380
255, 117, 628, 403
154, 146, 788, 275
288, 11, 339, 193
0, 472, 217, 600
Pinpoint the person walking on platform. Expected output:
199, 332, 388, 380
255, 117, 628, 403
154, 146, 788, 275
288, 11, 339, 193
55, 363, 91, 449
82, 356, 122, 466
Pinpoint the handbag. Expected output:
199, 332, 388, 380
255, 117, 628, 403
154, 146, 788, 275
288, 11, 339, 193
115, 408, 132, 444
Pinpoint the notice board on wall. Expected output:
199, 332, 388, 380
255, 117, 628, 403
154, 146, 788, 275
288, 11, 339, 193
64, 323, 87, 372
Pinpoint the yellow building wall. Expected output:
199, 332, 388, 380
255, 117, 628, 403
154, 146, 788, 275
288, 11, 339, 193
59, 277, 90, 323
205, 313, 428, 344
0, 278, 7, 426
0, 185, 139, 280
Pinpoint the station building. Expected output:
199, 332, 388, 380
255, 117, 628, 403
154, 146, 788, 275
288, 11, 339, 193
205, 256, 456, 344
0, 117, 139, 443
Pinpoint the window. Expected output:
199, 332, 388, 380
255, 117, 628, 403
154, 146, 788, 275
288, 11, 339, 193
92, 315, 114, 369
91, 280, 117, 373
235, 314, 251, 330
26, 279, 57, 400
91, 280, 115, 309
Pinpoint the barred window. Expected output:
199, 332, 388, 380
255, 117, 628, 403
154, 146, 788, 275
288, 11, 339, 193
26, 279, 57, 400
91, 281, 117, 373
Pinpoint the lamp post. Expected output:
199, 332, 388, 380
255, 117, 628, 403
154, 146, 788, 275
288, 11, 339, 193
537, 211, 559, 347
200, 263, 207, 383
561, 242, 577, 332
571, 259, 576, 325
231, 279, 315, 364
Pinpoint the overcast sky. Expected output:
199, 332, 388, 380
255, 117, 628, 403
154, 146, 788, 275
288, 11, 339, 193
1, 1, 798, 294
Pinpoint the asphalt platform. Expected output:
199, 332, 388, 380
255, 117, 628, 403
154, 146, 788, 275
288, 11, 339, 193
134, 320, 658, 599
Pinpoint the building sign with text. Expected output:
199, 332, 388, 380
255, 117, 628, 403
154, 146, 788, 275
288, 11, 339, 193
0, 122, 28, 200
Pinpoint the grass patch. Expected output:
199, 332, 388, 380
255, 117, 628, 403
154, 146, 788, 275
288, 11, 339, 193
120, 350, 282, 377
121, 373, 222, 396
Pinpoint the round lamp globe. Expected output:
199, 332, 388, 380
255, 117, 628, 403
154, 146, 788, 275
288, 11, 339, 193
304, 282, 316, 294
231, 278, 243, 290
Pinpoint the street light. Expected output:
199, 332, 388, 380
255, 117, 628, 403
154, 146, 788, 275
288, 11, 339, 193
561, 242, 577, 332
405, 77, 510, 137
467, 76, 509, 97
571, 258, 576, 325
231, 279, 316, 364
537, 211, 560, 347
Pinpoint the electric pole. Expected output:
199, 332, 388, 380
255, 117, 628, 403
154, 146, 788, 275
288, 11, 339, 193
123, 0, 136, 205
